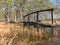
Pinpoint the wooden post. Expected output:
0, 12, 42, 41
28, 16, 30, 22
51, 10, 54, 24
36, 12, 39, 38
51, 9, 54, 39
37, 12, 39, 22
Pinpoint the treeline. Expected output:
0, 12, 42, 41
0, 0, 58, 22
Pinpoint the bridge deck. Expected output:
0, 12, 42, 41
19, 21, 60, 28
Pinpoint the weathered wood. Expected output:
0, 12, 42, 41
20, 22, 55, 28
24, 8, 54, 17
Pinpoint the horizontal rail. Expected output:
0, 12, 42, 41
24, 8, 54, 17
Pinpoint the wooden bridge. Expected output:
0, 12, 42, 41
19, 8, 60, 38
22, 8, 58, 27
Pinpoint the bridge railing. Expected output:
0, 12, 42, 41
23, 8, 54, 24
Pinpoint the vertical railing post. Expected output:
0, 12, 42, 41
37, 12, 39, 22
51, 9, 54, 39
28, 15, 30, 22
36, 12, 39, 37
51, 9, 54, 24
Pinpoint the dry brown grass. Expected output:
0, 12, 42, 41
0, 20, 59, 45
0, 22, 24, 45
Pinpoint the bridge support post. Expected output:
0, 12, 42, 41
51, 10, 54, 24
37, 12, 39, 22
28, 16, 30, 22
51, 9, 54, 40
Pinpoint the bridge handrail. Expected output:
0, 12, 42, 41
24, 8, 54, 17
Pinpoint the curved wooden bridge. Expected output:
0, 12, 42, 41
20, 8, 60, 28
18, 8, 60, 38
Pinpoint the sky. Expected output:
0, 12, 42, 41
50, 0, 57, 5
50, 0, 60, 8
47, 0, 60, 18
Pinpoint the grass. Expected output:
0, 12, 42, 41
0, 21, 59, 45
